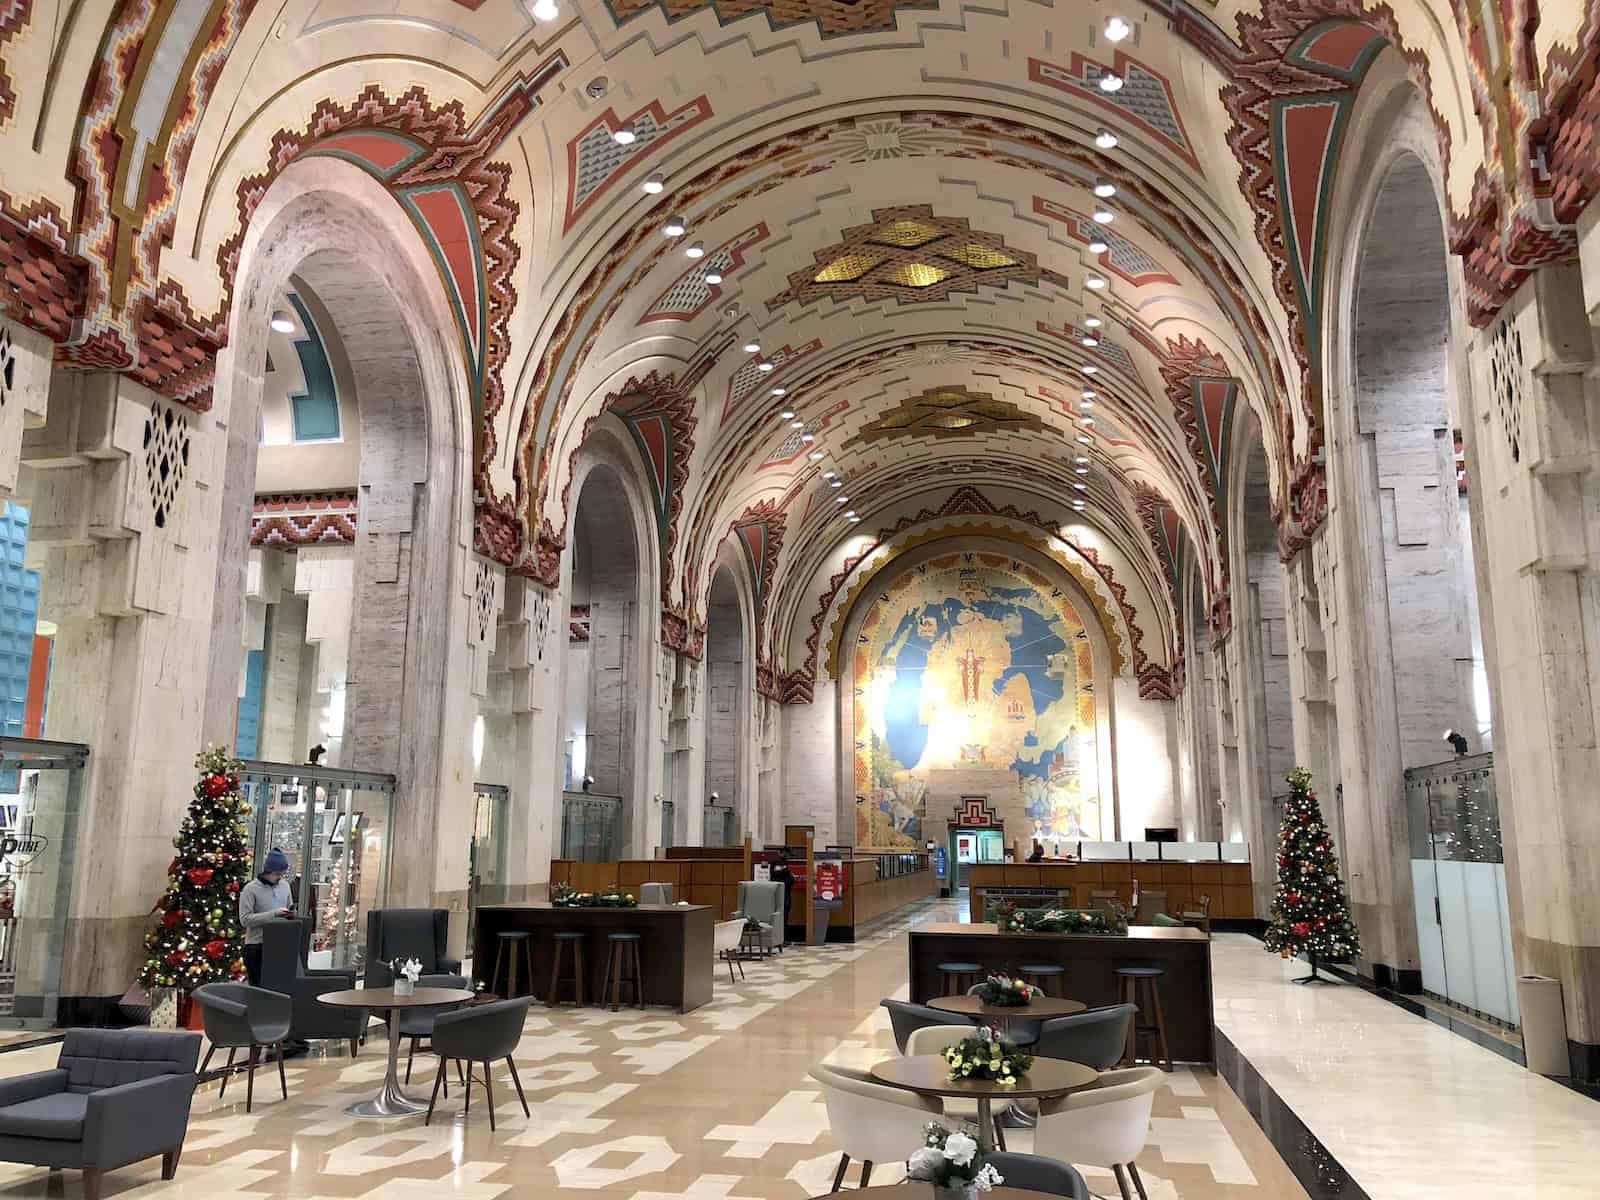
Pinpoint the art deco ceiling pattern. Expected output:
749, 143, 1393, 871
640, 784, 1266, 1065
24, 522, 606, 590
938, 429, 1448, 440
0, 0, 1584, 692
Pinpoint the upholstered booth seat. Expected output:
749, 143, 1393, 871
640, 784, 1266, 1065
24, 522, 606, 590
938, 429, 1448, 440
365, 908, 461, 987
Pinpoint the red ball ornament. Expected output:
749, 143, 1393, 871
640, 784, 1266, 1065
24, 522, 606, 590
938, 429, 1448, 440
186, 867, 214, 887
203, 939, 227, 960
226, 880, 241, 895
164, 949, 189, 966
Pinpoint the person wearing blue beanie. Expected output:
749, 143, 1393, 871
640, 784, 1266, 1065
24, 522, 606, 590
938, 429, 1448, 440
239, 846, 294, 987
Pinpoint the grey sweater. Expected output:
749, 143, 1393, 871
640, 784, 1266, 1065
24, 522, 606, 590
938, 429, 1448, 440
238, 876, 293, 945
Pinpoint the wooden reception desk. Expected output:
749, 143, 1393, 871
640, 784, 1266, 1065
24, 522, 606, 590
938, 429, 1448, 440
472, 902, 716, 1013
967, 860, 1255, 923
908, 923, 1215, 1065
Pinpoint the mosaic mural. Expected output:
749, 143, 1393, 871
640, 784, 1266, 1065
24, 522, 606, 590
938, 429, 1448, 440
853, 554, 1099, 849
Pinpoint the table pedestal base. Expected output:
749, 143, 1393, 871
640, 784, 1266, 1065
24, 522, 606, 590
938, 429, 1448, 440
347, 1007, 427, 1119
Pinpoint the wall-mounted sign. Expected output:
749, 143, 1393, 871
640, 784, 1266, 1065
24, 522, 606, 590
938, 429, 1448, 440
0, 833, 48, 870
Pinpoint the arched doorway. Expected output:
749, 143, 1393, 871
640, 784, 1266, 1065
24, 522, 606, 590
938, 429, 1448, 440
702, 563, 753, 846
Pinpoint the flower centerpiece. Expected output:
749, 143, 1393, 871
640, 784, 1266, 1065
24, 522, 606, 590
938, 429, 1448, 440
972, 973, 1038, 1007
391, 956, 422, 997
998, 903, 1129, 936
942, 1024, 1033, 1085
552, 883, 638, 908
907, 1122, 1004, 1200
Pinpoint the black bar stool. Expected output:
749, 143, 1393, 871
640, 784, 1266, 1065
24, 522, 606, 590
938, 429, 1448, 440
939, 961, 983, 995
491, 930, 533, 998
1018, 963, 1065, 996
1115, 965, 1172, 1071
547, 931, 586, 1007
600, 932, 645, 1011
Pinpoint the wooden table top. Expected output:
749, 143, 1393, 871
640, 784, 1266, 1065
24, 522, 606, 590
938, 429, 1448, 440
476, 901, 713, 913
912, 922, 1209, 942
870, 1054, 1098, 1100
853, 1188, 1057, 1199
317, 986, 474, 1009
930, 994, 1087, 1020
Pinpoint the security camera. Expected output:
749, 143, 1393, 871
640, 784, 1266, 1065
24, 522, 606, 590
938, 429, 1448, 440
1443, 729, 1469, 756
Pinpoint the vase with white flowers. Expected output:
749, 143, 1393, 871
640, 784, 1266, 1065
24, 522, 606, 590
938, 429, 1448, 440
391, 957, 422, 997
907, 1122, 1004, 1200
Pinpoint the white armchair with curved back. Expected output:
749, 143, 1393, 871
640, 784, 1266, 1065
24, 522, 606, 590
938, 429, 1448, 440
810, 1062, 940, 1192
1035, 1065, 1163, 1200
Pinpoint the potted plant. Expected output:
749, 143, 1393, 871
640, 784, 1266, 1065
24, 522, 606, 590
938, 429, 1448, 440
391, 957, 422, 997
972, 973, 1038, 1007
942, 1023, 1033, 1085
907, 1121, 1005, 1200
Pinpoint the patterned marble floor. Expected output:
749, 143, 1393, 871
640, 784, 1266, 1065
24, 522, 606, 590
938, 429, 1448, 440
0, 901, 1305, 1199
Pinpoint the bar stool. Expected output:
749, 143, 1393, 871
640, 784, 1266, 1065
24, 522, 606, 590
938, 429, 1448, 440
939, 961, 983, 995
491, 931, 533, 999
547, 931, 587, 1007
1115, 965, 1172, 1071
600, 932, 645, 1011
1018, 963, 1065, 997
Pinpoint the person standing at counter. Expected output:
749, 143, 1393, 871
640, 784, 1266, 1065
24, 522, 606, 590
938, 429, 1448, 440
1026, 839, 1046, 863
239, 846, 294, 985
770, 852, 794, 942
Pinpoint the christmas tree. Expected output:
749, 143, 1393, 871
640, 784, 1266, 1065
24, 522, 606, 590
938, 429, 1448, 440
138, 745, 253, 989
1263, 766, 1361, 982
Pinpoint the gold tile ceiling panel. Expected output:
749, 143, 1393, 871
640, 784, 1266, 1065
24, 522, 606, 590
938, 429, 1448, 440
845, 384, 1048, 447
774, 205, 1058, 308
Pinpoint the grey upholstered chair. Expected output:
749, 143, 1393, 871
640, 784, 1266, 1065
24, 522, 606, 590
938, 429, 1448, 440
985, 1152, 1090, 1199
425, 996, 533, 1130
400, 971, 471, 1085
639, 882, 674, 905
732, 880, 785, 952
880, 998, 974, 1053
364, 908, 461, 987
259, 918, 362, 1050
1035, 1003, 1137, 1070
192, 982, 292, 1112
0, 1028, 201, 1200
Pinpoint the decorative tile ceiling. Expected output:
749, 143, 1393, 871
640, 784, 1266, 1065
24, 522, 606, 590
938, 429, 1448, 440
844, 384, 1048, 447
771, 205, 1061, 308
604, 0, 937, 38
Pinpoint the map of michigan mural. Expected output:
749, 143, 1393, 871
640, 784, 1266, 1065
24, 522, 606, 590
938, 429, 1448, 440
853, 552, 1100, 849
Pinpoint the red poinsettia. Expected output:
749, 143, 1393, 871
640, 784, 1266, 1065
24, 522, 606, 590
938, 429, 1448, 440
202, 773, 231, 798
186, 867, 213, 887
1291, 921, 1311, 936
164, 949, 189, 966
162, 909, 185, 929
203, 939, 227, 960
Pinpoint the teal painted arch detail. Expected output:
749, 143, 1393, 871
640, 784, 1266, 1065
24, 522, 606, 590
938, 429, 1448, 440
286, 292, 341, 442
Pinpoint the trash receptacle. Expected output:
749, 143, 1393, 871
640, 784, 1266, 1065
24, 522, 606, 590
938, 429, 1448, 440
1517, 975, 1568, 1076
811, 903, 832, 946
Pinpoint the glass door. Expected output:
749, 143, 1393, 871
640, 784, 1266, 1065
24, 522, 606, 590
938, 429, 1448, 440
469, 783, 508, 949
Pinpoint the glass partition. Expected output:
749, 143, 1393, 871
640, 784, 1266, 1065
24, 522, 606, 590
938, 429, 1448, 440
703, 802, 736, 847
660, 799, 675, 850
561, 791, 622, 861
238, 760, 395, 973
0, 738, 86, 1028
1080, 841, 1129, 861
469, 783, 509, 947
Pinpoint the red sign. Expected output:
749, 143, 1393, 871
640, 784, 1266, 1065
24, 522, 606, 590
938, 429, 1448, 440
814, 860, 845, 903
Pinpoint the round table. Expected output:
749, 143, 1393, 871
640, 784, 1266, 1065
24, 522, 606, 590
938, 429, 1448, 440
870, 1055, 1097, 1152
929, 994, 1086, 1032
319, 986, 474, 1118
852, 1188, 1058, 1199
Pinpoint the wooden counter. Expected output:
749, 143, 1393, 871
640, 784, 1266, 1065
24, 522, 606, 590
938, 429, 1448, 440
968, 860, 1255, 923
907, 922, 1215, 1065
473, 902, 715, 1013
785, 855, 938, 941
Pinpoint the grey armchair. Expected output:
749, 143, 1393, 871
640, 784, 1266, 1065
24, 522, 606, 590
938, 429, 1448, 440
259, 918, 362, 1051
365, 908, 461, 987
639, 882, 674, 905
732, 881, 784, 952
0, 1028, 200, 1200
985, 1152, 1089, 1199
192, 982, 292, 1112
425, 996, 532, 1130
400, 971, 471, 1085
1035, 1003, 1137, 1070
881, 998, 975, 1053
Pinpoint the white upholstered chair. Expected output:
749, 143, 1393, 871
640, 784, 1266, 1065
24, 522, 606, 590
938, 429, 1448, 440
904, 1024, 991, 1142
712, 918, 746, 984
809, 1062, 940, 1191
1035, 1065, 1163, 1200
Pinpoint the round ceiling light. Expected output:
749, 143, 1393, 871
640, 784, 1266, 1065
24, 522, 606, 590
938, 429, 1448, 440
757, 359, 775, 372
844, 510, 857, 518
1105, 16, 1131, 42
1085, 275, 1108, 290
662, 215, 686, 237
703, 269, 723, 285
1093, 180, 1117, 199
830, 479, 843, 488
1095, 129, 1119, 150
1088, 237, 1110, 254
780, 409, 796, 420
530, 0, 558, 21
809, 450, 825, 461
848, 515, 862, 523
771, 387, 787, 397
1081, 390, 1097, 401
1075, 466, 1089, 475
269, 310, 295, 334
1093, 208, 1115, 225
835, 494, 849, 504
823, 470, 836, 479
612, 124, 636, 146
1081, 335, 1100, 347
743, 339, 761, 353
1099, 72, 1124, 93
1077, 433, 1092, 444
801, 432, 815, 443
789, 419, 804, 429
642, 173, 665, 195
1084, 316, 1103, 329
684, 241, 705, 259
1074, 482, 1088, 491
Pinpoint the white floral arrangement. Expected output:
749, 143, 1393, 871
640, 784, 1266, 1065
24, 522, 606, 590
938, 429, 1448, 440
943, 1022, 1033, 1085
392, 957, 422, 984
907, 1122, 1004, 1192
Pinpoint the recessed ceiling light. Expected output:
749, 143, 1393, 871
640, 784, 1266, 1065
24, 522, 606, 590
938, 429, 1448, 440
1074, 482, 1088, 491
835, 495, 849, 504
1083, 416, 1096, 426
662, 216, 686, 237
771, 387, 787, 397
1081, 335, 1100, 347
743, 340, 761, 353
1099, 72, 1124, 93
1077, 434, 1092, 444
530, 0, 558, 21
1095, 129, 1119, 150
642, 173, 665, 194
703, 269, 723, 285
780, 409, 796, 420
809, 450, 825, 461
612, 124, 636, 146
1072, 501, 1086, 511
684, 241, 705, 259
1081, 390, 1097, 401
1076, 455, 1090, 465
1093, 208, 1115, 225
1105, 16, 1131, 42
790, 420, 804, 429
1082, 363, 1100, 374
1080, 401, 1095, 412
1088, 237, 1110, 254
757, 360, 774, 372
1075, 466, 1089, 475
830, 479, 843, 488
270, 310, 295, 333
823, 470, 836, 479
1086, 276, 1107, 290
848, 515, 862, 523
845, 510, 857, 518
1093, 181, 1117, 199
1084, 316, 1103, 329
801, 432, 815, 443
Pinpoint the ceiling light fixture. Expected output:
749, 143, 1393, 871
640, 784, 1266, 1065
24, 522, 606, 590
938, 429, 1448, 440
1075, 466, 1089, 475
790, 419, 804, 429
1075, 482, 1088, 491
270, 310, 295, 333
684, 241, 705, 259
844, 510, 857, 519
703, 269, 723, 285
612, 124, 636, 146
1095, 129, 1119, 150
1077, 434, 1092, 444
743, 339, 761, 353
1086, 275, 1107, 290
1105, 15, 1131, 42
1093, 180, 1117, 199
1081, 335, 1100, 347
848, 515, 862, 523
1083, 416, 1096, 426
823, 471, 836, 479
1099, 72, 1124, 93
1081, 390, 1097, 401
1082, 363, 1100, 374
1080, 401, 1094, 412
530, 0, 558, 21
1088, 237, 1110, 254
642, 173, 665, 194
662, 215, 686, 237
757, 359, 775, 372
1093, 208, 1115, 225
830, 479, 843, 488
809, 450, 825, 461
771, 387, 787, 397
1076, 455, 1090, 465
780, 409, 796, 420
801, 432, 815, 443
835, 495, 849, 504
1084, 316, 1103, 329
